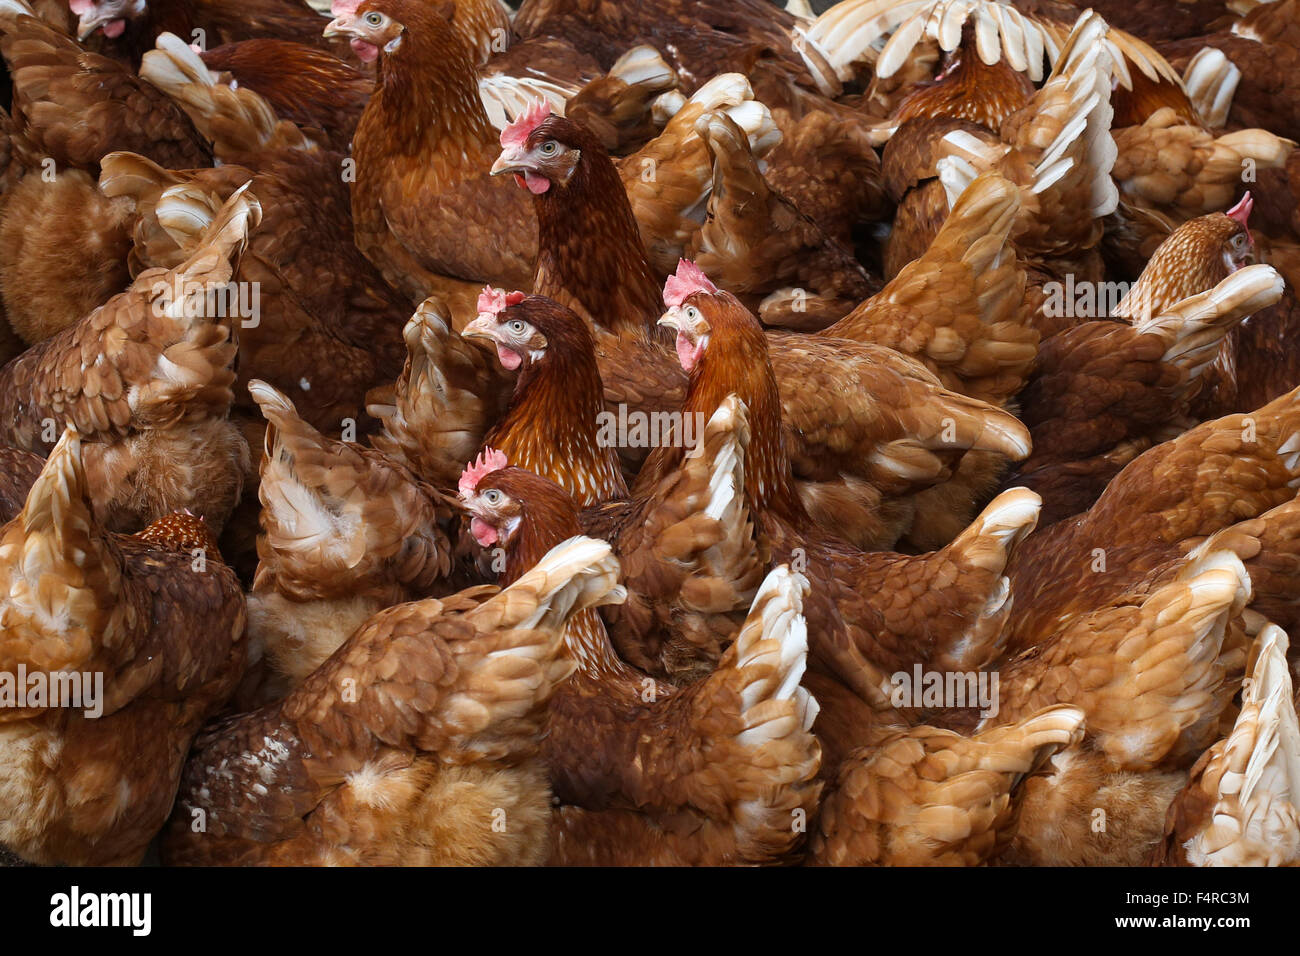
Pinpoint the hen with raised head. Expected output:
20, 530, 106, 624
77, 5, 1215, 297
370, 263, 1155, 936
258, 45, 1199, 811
456, 293, 768, 683
462, 462, 821, 866
327, 0, 537, 302
499, 115, 1033, 548
327, 0, 769, 319
646, 267, 1041, 768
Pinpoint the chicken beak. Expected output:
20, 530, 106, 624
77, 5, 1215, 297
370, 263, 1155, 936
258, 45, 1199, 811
323, 16, 352, 38
657, 311, 681, 332
490, 149, 528, 177
461, 314, 498, 342
76, 13, 115, 41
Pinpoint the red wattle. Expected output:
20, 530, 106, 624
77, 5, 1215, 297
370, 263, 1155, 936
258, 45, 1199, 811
470, 517, 498, 547
676, 334, 701, 372
497, 346, 522, 371
350, 38, 380, 62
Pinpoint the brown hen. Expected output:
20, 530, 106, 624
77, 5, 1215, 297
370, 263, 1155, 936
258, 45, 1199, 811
162, 534, 622, 865
645, 274, 1041, 771
1151, 623, 1300, 866
245, 381, 453, 697
0, 185, 257, 533
0, 428, 246, 865
462, 464, 822, 866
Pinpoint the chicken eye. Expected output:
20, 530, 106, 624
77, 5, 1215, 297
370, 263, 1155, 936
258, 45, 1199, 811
484, 490, 502, 505
685, 306, 699, 322
364, 11, 383, 25
1231, 234, 1247, 249
508, 320, 526, 335
540, 141, 558, 156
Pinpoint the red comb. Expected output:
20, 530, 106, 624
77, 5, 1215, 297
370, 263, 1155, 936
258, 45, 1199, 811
476, 287, 526, 316
459, 448, 509, 495
663, 259, 718, 308
1227, 192, 1253, 228
331, 0, 363, 15
501, 101, 552, 150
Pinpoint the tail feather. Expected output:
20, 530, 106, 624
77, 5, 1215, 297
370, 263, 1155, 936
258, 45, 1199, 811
98, 150, 186, 204
478, 73, 578, 132
838, 170, 1036, 406
806, 0, 929, 82
126, 184, 256, 425
1112, 110, 1293, 220
366, 296, 507, 489
949, 486, 1042, 560
0, 0, 36, 17
250, 379, 366, 572
850, 0, 1054, 84
713, 563, 823, 861
1013, 12, 1118, 233
563, 47, 678, 154
140, 32, 319, 160
936, 12, 1117, 249
731, 565, 819, 731
669, 394, 766, 615
0, 428, 120, 678
1190, 496, 1300, 637
168, 180, 261, 288
919, 487, 1040, 674
867, 385, 1032, 488
1236, 386, 1300, 490
1183, 624, 1300, 865
548, 562, 822, 865
99, 151, 248, 275
608, 44, 676, 89
250, 378, 451, 602
470, 536, 627, 636
290, 550, 609, 763
1136, 264, 1284, 376
622, 73, 780, 272
997, 549, 1249, 771
811, 703, 1084, 865
1183, 47, 1240, 130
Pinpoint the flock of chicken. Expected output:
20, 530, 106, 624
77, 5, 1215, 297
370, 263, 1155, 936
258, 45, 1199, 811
0, 0, 1298, 867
